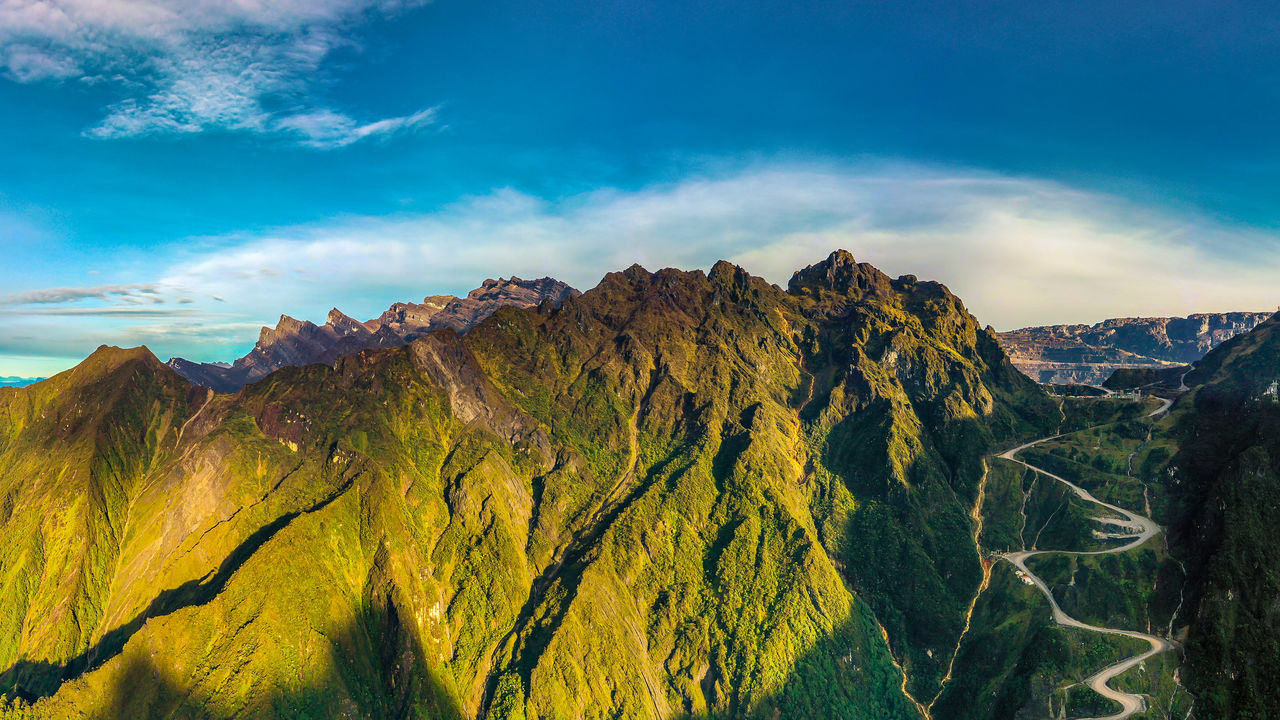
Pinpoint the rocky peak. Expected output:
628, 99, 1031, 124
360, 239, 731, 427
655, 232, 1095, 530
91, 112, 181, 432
259, 315, 311, 345
787, 249, 893, 298
464, 276, 577, 302
325, 309, 367, 336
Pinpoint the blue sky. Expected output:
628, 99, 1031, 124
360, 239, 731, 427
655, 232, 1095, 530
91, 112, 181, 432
2, 0, 1279, 377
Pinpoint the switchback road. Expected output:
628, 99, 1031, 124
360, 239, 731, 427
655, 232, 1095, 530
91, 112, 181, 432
995, 398, 1176, 719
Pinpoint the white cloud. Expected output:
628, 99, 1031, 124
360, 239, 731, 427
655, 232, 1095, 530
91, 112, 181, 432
274, 106, 439, 149
156, 163, 1280, 333
0, 0, 436, 146
1, 43, 78, 81
5, 161, 1279, 375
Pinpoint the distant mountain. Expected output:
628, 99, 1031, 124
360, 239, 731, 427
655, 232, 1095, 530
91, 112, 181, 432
168, 276, 579, 392
996, 312, 1272, 385
0, 377, 44, 388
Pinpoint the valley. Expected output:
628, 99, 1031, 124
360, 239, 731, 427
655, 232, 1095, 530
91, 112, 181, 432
995, 397, 1176, 719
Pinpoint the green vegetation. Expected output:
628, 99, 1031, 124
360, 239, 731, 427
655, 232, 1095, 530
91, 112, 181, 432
1058, 395, 1161, 433
1062, 683, 1121, 717
1102, 366, 1188, 391
31, 257, 1274, 720
1045, 383, 1108, 397
929, 564, 1145, 719
1112, 649, 1195, 719
10, 256, 1245, 720
1027, 549, 1169, 633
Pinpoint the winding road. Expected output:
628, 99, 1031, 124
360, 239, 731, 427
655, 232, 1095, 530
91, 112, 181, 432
996, 396, 1176, 720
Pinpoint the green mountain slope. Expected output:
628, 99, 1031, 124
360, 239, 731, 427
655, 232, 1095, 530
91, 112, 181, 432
0, 252, 1057, 719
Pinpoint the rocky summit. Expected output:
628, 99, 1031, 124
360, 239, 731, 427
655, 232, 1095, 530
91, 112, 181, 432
997, 312, 1272, 385
167, 277, 579, 393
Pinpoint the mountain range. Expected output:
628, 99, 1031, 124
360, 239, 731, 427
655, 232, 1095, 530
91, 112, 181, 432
168, 277, 578, 392
996, 312, 1272, 385
0, 251, 1275, 720
0, 252, 1063, 718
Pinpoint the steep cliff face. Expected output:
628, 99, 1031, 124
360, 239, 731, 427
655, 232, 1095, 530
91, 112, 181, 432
0, 253, 1056, 720
168, 277, 579, 393
998, 312, 1271, 385
1166, 312, 1280, 720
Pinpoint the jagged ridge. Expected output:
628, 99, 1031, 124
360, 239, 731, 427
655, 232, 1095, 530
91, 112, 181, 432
168, 276, 579, 392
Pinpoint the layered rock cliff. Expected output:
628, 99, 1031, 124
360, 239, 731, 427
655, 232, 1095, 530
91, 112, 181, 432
997, 312, 1271, 385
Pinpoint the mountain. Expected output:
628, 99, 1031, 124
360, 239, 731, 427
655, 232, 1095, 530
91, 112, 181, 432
168, 276, 579, 392
0, 251, 1057, 719
997, 312, 1272, 385
1165, 311, 1280, 719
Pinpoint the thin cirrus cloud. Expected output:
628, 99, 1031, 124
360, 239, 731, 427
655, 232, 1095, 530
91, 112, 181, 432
0, 282, 162, 304
274, 107, 440, 149
0, 0, 437, 146
5, 162, 1279, 375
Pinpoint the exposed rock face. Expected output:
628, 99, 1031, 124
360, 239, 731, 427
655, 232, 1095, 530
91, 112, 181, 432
168, 277, 580, 392
375, 277, 578, 336
996, 312, 1272, 384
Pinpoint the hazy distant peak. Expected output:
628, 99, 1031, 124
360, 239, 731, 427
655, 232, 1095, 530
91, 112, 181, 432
170, 276, 580, 392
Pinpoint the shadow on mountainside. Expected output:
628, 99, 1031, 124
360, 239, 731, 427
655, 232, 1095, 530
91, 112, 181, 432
0, 477, 357, 704
0, 599, 464, 720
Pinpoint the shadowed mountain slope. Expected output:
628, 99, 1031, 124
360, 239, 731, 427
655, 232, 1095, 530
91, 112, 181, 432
0, 252, 1057, 719
1166, 311, 1280, 720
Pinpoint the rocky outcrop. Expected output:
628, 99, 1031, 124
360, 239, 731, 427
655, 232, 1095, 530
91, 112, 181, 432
997, 312, 1272, 385
167, 277, 579, 392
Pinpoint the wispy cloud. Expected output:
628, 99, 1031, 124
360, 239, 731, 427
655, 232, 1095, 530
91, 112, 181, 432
2, 307, 197, 317
121, 320, 264, 341
275, 106, 440, 149
0, 0, 437, 146
1, 283, 160, 304
1, 42, 79, 81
